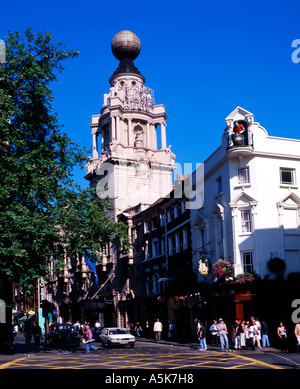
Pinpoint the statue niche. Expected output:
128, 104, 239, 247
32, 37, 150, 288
134, 125, 144, 148
232, 120, 248, 146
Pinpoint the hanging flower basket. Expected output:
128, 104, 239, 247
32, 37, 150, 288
267, 257, 286, 274
236, 272, 255, 284
213, 260, 232, 278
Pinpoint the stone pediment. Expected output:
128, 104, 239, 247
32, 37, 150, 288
193, 211, 207, 228
230, 192, 258, 207
225, 106, 254, 126
277, 192, 300, 208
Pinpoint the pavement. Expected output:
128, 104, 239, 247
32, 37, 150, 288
0, 332, 297, 356
137, 336, 280, 353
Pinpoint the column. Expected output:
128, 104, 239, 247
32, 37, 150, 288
221, 210, 228, 261
153, 124, 157, 150
231, 206, 242, 275
146, 122, 151, 149
92, 129, 98, 159
128, 119, 133, 146
161, 122, 167, 149
116, 116, 121, 143
111, 116, 116, 140
277, 205, 285, 259
213, 215, 219, 259
101, 129, 104, 152
251, 203, 261, 274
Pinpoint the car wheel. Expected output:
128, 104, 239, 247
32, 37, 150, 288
130, 343, 134, 348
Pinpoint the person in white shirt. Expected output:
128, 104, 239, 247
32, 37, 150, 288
153, 319, 163, 341
251, 316, 261, 348
248, 321, 259, 350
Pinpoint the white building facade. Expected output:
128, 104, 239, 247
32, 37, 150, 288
192, 106, 300, 282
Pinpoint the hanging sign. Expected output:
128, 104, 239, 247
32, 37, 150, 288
198, 257, 210, 275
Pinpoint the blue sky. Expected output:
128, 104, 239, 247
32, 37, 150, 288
1, 0, 300, 188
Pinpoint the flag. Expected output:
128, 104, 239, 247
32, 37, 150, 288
83, 251, 99, 286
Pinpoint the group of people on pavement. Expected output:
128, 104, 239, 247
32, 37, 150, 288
197, 317, 300, 352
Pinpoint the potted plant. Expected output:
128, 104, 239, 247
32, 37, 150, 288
213, 260, 232, 279
236, 272, 255, 284
267, 257, 286, 279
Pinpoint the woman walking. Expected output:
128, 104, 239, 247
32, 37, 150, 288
277, 322, 288, 352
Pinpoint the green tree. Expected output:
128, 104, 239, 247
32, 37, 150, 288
0, 28, 128, 294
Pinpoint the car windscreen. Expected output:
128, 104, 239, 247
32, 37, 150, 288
108, 329, 128, 335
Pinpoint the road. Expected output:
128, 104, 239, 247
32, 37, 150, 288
1, 334, 300, 371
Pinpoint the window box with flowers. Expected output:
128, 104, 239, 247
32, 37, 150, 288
236, 272, 255, 284
213, 260, 232, 279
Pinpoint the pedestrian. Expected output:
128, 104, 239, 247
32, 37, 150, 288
239, 320, 246, 350
197, 322, 207, 350
31, 322, 42, 351
277, 322, 288, 352
168, 321, 175, 339
144, 321, 150, 339
134, 322, 143, 337
84, 325, 99, 353
294, 320, 300, 351
251, 316, 261, 348
245, 321, 250, 349
261, 320, 270, 347
153, 318, 163, 341
127, 321, 134, 335
217, 318, 229, 351
209, 320, 218, 346
24, 320, 33, 352
248, 320, 258, 350
74, 320, 81, 332
232, 319, 241, 350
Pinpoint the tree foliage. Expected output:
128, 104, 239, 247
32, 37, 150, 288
0, 29, 128, 293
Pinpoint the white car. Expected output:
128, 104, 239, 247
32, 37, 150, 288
100, 327, 135, 348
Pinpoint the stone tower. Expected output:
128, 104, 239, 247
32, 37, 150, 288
85, 30, 176, 219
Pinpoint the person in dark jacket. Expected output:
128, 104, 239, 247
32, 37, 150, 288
261, 320, 270, 347
32, 322, 42, 351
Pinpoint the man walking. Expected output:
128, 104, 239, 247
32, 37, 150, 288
217, 318, 229, 351
153, 319, 163, 341
84, 325, 99, 353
